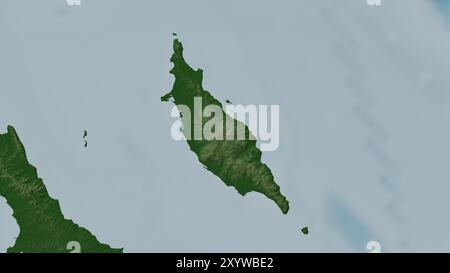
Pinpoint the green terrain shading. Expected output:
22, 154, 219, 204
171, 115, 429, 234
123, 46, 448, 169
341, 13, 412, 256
0, 126, 122, 253
161, 38, 290, 214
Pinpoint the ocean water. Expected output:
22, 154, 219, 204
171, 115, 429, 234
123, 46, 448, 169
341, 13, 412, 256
1, 0, 450, 252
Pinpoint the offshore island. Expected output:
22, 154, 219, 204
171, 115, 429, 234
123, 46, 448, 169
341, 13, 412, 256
161, 38, 290, 214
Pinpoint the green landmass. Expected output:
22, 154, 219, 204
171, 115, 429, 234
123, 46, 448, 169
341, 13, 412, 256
161, 38, 290, 214
0, 125, 122, 253
301, 227, 309, 235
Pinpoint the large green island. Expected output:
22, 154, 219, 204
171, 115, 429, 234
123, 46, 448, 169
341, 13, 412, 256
161, 38, 290, 214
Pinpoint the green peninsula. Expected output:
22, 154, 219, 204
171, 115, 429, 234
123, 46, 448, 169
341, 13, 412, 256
0, 125, 122, 253
161, 38, 290, 214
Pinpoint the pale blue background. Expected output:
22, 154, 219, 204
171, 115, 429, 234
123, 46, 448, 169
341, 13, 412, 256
1, 0, 450, 252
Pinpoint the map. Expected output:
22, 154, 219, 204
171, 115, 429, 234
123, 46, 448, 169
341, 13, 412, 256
1, 0, 450, 253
